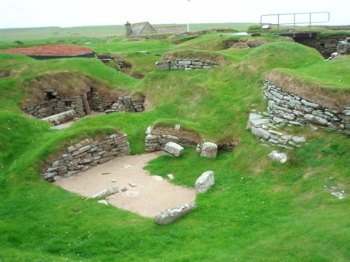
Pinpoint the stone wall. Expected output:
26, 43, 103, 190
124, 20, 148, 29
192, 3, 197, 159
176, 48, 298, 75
156, 59, 218, 70
263, 80, 350, 134
24, 87, 145, 123
294, 35, 350, 58
145, 126, 237, 153
145, 127, 201, 152
337, 37, 350, 55
42, 133, 130, 182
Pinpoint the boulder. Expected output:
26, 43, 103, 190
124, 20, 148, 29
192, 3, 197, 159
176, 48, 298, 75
195, 171, 215, 193
200, 142, 218, 159
164, 142, 184, 157
268, 151, 288, 164
154, 202, 196, 225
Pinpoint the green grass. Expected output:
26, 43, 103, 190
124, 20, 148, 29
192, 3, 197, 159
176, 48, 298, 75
1, 32, 350, 261
280, 56, 350, 90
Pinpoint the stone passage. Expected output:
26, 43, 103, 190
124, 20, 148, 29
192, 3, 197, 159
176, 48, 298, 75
156, 59, 218, 70
263, 80, 350, 134
42, 133, 130, 182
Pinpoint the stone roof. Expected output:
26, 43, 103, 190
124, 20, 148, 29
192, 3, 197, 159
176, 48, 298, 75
128, 22, 157, 37
126, 22, 187, 37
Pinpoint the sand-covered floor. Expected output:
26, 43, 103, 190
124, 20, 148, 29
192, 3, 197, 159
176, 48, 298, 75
54, 152, 196, 217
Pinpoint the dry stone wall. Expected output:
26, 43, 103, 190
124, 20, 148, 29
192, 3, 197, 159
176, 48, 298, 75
156, 59, 218, 70
263, 80, 350, 134
42, 133, 130, 182
145, 127, 201, 153
24, 87, 145, 124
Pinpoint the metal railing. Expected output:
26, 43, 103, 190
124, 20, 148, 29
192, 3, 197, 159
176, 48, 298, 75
260, 12, 330, 32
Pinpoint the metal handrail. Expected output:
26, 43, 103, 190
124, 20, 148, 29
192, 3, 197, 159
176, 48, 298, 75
260, 12, 330, 31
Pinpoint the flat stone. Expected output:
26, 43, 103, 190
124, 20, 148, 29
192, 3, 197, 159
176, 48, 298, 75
164, 142, 184, 157
251, 127, 271, 140
97, 200, 109, 205
301, 99, 319, 108
195, 171, 215, 193
292, 136, 306, 143
154, 202, 196, 225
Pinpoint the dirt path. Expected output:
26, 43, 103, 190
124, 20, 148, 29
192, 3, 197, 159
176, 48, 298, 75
54, 152, 196, 217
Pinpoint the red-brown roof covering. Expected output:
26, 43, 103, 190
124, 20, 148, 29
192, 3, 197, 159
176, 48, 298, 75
1, 44, 94, 56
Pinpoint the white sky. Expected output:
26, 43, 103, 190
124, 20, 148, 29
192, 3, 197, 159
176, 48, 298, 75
0, 0, 349, 29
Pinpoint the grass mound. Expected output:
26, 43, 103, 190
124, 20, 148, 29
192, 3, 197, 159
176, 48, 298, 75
238, 42, 323, 74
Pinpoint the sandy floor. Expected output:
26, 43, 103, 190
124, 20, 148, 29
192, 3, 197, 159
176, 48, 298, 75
54, 152, 196, 217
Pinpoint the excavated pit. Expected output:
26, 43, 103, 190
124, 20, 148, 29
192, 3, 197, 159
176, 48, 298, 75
21, 72, 146, 126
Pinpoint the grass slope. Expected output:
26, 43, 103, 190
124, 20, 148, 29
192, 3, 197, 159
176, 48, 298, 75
0, 33, 350, 261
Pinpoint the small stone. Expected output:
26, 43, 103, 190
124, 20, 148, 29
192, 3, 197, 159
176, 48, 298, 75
97, 200, 109, 205
102, 172, 111, 175
292, 136, 306, 143
121, 187, 128, 192
152, 175, 164, 181
175, 124, 181, 130
111, 179, 117, 183
128, 183, 137, 187
167, 174, 174, 180
268, 151, 288, 164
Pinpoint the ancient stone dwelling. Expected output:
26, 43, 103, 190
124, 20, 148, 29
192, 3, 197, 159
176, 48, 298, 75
22, 73, 145, 125
125, 21, 187, 37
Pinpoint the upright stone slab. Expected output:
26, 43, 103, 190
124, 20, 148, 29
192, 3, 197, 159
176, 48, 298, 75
195, 171, 215, 193
154, 202, 196, 225
164, 142, 184, 157
200, 142, 218, 159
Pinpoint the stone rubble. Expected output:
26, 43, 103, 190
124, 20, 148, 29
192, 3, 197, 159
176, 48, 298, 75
42, 133, 130, 182
154, 202, 196, 225
264, 80, 350, 135
156, 59, 218, 70
324, 185, 347, 200
195, 171, 215, 193
247, 112, 306, 148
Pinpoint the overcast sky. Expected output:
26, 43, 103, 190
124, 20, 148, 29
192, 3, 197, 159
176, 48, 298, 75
0, 0, 349, 29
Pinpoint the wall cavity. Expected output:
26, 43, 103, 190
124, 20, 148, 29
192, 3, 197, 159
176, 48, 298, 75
42, 133, 130, 182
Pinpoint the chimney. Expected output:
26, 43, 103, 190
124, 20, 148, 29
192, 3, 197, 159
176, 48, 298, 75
125, 21, 132, 37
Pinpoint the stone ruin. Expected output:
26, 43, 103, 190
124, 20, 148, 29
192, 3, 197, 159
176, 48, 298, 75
156, 59, 218, 70
42, 133, 130, 182
145, 125, 237, 156
337, 37, 350, 55
22, 73, 146, 125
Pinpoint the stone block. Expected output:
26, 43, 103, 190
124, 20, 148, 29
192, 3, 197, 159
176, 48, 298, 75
195, 171, 215, 193
164, 142, 184, 157
200, 142, 218, 159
